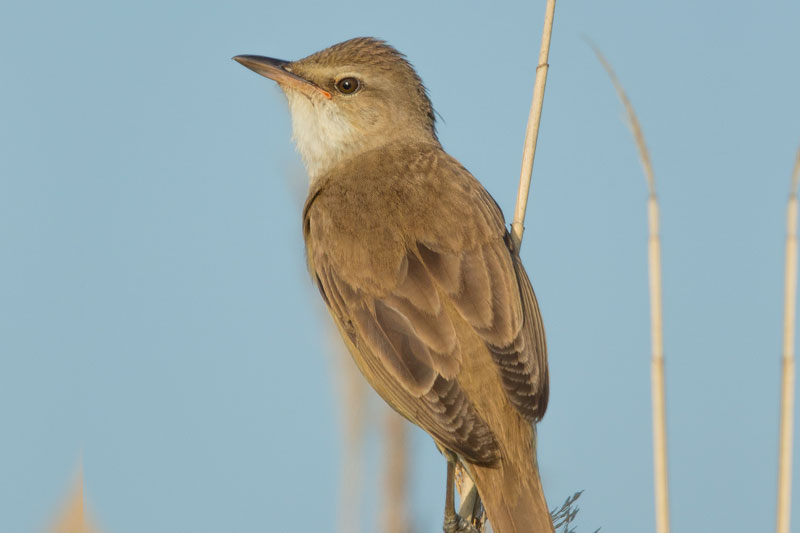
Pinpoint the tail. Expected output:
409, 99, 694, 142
467, 432, 554, 533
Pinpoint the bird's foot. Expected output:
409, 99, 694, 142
443, 513, 480, 533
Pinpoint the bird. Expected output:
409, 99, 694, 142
234, 37, 552, 533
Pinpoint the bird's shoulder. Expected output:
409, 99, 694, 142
302, 141, 507, 292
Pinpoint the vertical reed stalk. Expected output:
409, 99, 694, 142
776, 147, 800, 533
510, 0, 557, 251
592, 45, 671, 533
649, 197, 669, 533
463, 2, 556, 528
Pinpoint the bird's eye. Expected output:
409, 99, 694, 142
335, 77, 360, 94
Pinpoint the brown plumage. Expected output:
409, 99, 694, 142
236, 37, 552, 533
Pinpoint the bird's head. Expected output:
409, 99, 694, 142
235, 37, 438, 179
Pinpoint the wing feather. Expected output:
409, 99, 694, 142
311, 245, 500, 464
302, 141, 548, 466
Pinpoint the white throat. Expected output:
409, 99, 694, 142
284, 90, 362, 181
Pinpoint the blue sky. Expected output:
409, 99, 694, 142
1, 1, 799, 532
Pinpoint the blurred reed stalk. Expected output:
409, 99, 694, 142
49, 461, 101, 533
382, 410, 410, 533
591, 45, 671, 533
327, 326, 367, 533
776, 147, 800, 533
510, 0, 556, 251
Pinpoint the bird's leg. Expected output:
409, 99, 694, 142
443, 460, 460, 533
442, 458, 480, 533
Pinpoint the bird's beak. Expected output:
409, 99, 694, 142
233, 55, 332, 100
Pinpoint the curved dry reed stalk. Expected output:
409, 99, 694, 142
590, 44, 670, 533
776, 146, 800, 533
510, 0, 557, 251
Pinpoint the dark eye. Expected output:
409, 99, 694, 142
335, 77, 360, 94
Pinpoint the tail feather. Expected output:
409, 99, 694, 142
467, 450, 553, 532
